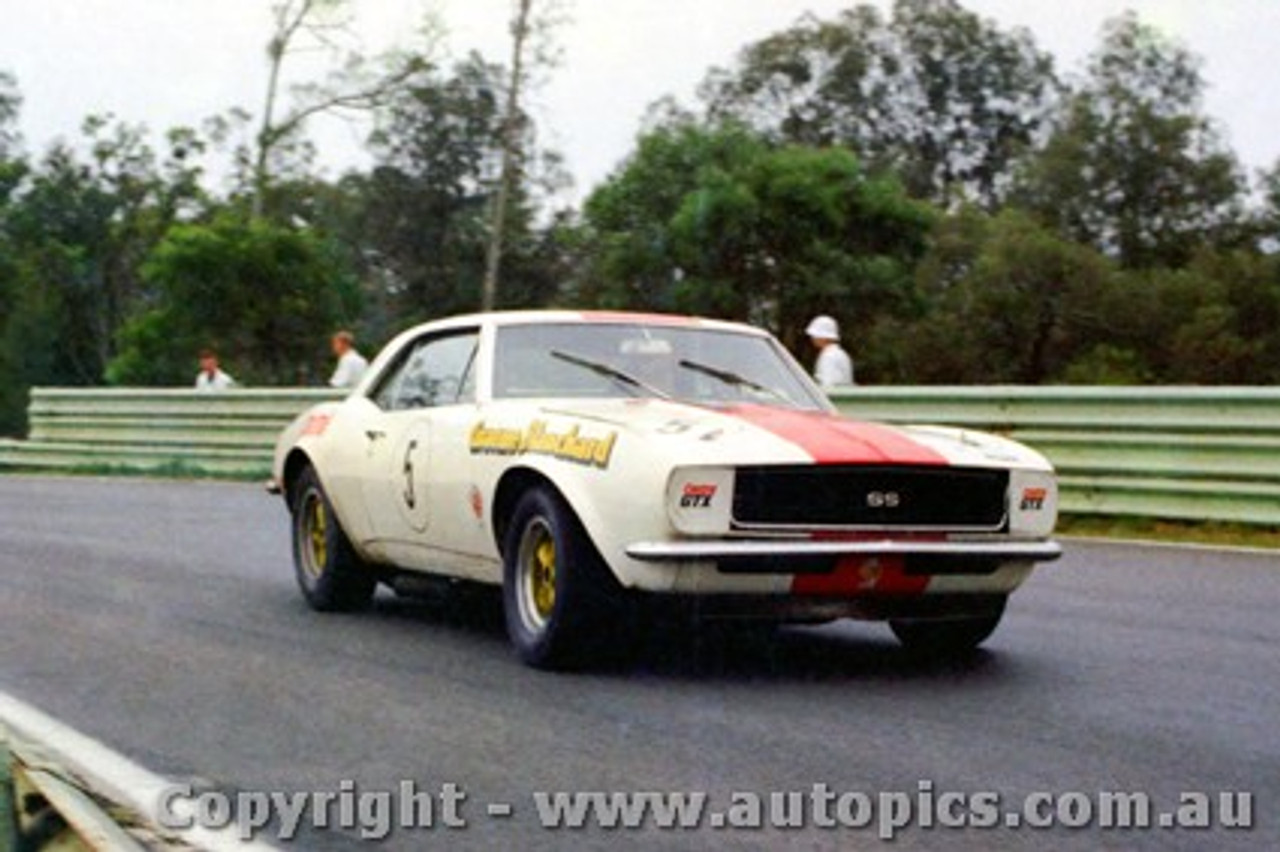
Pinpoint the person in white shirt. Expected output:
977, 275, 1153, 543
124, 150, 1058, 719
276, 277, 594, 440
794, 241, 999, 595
194, 349, 235, 392
805, 315, 855, 388
329, 330, 369, 389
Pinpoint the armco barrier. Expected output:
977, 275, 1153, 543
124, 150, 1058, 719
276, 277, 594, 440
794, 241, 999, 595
1, 691, 277, 851
0, 388, 342, 479
0, 386, 1277, 525
828, 386, 1280, 526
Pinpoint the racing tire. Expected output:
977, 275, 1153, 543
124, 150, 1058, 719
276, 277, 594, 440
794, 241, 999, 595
502, 485, 631, 670
291, 465, 376, 612
889, 599, 1006, 657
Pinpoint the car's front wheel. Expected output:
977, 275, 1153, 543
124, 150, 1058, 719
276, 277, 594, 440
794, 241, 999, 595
291, 465, 376, 612
889, 599, 1006, 657
502, 485, 630, 669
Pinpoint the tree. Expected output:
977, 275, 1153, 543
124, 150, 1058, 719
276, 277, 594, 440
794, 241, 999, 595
0, 142, 120, 438
577, 122, 766, 313
0, 117, 205, 394
1015, 12, 1246, 268
882, 209, 1280, 385
482, 0, 568, 311
357, 53, 564, 325
0, 70, 27, 434
1260, 159, 1280, 247
577, 122, 935, 352
482, 0, 534, 312
1163, 250, 1280, 383
701, 0, 1060, 208
0, 70, 18, 161
890, 209, 1113, 383
108, 213, 359, 385
251, 0, 433, 219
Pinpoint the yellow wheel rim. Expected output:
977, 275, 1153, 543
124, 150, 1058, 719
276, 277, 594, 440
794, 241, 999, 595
531, 536, 557, 620
304, 492, 327, 577
517, 517, 558, 632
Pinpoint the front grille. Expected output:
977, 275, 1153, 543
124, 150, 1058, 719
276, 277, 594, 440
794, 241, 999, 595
732, 465, 1008, 530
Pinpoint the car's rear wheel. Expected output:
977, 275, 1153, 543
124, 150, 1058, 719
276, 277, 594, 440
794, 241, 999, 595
889, 599, 1006, 657
502, 485, 630, 669
291, 465, 376, 612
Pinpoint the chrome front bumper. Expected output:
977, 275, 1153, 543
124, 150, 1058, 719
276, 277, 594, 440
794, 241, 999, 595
626, 539, 1063, 564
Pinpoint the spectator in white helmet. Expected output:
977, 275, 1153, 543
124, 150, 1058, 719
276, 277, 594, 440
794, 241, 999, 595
805, 315, 854, 388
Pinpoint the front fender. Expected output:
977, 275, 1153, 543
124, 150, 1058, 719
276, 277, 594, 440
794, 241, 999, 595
488, 451, 680, 592
270, 401, 385, 555
271, 402, 343, 489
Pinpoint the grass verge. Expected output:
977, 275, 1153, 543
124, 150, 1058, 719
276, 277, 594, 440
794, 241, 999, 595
1, 461, 268, 483
1059, 515, 1280, 550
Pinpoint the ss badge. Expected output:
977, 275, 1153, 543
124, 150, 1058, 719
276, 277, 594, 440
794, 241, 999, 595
866, 491, 901, 509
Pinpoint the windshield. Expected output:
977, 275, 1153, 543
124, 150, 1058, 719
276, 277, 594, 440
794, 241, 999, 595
493, 322, 828, 410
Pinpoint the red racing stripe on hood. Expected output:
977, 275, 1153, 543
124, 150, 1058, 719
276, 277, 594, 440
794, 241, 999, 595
723, 405, 948, 466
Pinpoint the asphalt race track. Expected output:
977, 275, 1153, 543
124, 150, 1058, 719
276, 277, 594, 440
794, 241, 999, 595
0, 476, 1276, 850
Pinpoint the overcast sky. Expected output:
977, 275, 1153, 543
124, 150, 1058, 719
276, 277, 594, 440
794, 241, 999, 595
2, 1, 1277, 202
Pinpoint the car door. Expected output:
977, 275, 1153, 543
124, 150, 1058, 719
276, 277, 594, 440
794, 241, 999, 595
358, 328, 480, 568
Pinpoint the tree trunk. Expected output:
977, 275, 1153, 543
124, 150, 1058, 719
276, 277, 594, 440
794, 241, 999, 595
253, 34, 286, 220
481, 0, 534, 312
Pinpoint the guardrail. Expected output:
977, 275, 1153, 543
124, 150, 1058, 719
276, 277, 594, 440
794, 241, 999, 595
0, 386, 1277, 526
0, 389, 342, 479
1, 692, 275, 850
829, 386, 1280, 526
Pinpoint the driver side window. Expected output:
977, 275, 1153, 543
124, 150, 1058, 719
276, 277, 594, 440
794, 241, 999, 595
373, 330, 479, 411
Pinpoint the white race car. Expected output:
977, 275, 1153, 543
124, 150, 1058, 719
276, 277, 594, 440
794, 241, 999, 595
272, 311, 1060, 668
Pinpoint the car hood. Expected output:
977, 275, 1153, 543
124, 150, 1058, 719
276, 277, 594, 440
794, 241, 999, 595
533, 398, 1051, 471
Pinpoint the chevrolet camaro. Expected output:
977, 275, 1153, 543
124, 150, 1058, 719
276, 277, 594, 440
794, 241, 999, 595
271, 311, 1061, 668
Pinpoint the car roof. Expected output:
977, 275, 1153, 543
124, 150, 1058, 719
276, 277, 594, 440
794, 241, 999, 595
400, 309, 771, 338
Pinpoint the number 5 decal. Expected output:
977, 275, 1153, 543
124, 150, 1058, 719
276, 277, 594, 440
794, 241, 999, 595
393, 420, 433, 533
